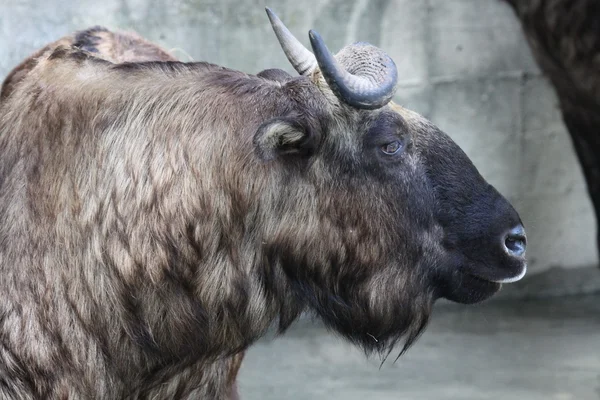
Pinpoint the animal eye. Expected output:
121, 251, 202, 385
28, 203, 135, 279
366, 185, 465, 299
381, 140, 403, 155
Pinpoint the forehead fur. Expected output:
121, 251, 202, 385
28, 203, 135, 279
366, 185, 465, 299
388, 102, 428, 126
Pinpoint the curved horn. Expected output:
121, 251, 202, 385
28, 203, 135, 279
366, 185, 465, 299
266, 8, 317, 75
308, 30, 398, 110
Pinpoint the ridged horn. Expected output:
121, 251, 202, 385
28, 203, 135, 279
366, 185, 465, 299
265, 7, 317, 75
308, 30, 398, 110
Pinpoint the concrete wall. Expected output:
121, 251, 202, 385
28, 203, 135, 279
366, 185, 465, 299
1, 0, 597, 282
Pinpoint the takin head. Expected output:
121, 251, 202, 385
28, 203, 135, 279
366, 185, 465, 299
255, 8, 527, 355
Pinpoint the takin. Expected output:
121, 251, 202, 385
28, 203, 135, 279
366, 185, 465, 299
0, 8, 527, 399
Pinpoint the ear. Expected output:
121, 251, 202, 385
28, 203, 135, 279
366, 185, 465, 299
253, 117, 314, 161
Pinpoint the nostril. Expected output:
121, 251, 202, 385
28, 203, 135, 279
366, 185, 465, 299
504, 225, 526, 257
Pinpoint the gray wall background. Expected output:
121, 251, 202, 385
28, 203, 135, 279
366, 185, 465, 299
1, 0, 597, 289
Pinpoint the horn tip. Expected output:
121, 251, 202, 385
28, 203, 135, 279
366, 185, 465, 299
308, 30, 323, 49
308, 30, 329, 59
265, 7, 276, 21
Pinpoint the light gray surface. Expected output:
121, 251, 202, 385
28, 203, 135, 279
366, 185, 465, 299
238, 294, 600, 400
0, 1, 597, 281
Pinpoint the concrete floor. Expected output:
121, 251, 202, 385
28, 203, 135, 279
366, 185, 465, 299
238, 294, 600, 400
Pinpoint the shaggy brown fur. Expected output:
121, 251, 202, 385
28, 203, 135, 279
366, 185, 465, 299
1, 27, 246, 399
0, 20, 525, 399
1, 27, 176, 102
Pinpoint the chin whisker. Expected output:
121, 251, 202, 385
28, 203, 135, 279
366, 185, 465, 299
379, 343, 395, 369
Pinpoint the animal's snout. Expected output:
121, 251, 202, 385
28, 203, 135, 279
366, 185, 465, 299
503, 224, 526, 258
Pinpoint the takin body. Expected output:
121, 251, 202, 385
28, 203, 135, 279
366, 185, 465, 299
503, 0, 600, 261
0, 25, 245, 400
0, 9, 527, 399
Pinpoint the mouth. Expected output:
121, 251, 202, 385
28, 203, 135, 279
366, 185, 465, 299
435, 251, 528, 304
467, 262, 527, 284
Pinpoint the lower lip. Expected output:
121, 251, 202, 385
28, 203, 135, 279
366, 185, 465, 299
469, 264, 527, 284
